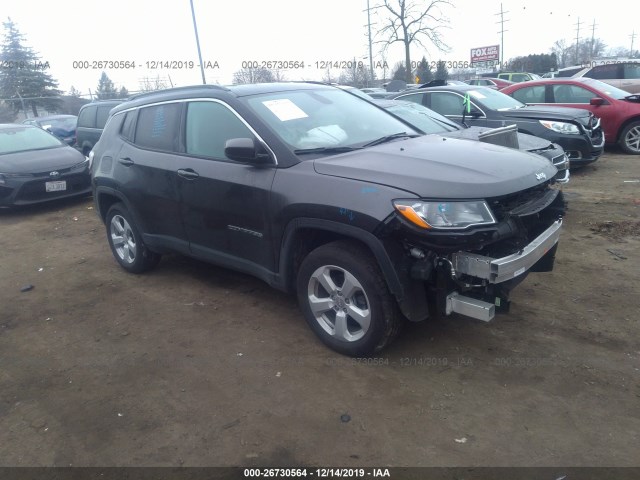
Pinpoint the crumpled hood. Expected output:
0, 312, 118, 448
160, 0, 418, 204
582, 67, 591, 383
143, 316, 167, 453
313, 135, 557, 198
501, 105, 592, 125
0, 146, 87, 174
438, 127, 553, 152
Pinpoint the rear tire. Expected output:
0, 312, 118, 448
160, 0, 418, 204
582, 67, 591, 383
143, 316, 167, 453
619, 121, 640, 154
105, 203, 161, 273
296, 240, 401, 356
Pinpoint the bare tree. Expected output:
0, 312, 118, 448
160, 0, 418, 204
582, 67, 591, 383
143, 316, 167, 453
551, 40, 572, 68
272, 69, 287, 82
375, 0, 452, 83
232, 67, 275, 85
607, 45, 640, 58
139, 75, 169, 92
551, 38, 607, 68
337, 61, 376, 88
68, 86, 81, 97
321, 67, 338, 84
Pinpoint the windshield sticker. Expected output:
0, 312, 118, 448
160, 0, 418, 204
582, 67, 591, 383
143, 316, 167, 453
262, 99, 308, 121
468, 90, 486, 99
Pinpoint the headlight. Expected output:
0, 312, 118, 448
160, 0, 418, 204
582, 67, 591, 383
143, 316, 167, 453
393, 200, 496, 230
0, 174, 5, 185
539, 120, 580, 135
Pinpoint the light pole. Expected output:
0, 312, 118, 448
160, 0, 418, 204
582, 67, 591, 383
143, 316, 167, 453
189, 0, 207, 85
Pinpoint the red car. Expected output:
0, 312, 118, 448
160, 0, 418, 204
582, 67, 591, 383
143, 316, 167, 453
466, 77, 514, 90
500, 78, 640, 154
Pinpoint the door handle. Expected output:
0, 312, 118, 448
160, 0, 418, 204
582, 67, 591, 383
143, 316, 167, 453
118, 157, 134, 166
177, 168, 199, 180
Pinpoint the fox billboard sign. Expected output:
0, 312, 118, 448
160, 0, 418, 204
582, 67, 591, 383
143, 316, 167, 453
471, 45, 500, 65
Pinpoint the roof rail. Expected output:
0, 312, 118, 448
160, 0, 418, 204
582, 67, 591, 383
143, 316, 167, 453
127, 84, 231, 101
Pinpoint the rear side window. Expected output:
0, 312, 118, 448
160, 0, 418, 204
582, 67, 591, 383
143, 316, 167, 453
134, 103, 182, 152
585, 64, 621, 80
120, 110, 137, 142
395, 92, 426, 105
512, 85, 545, 103
429, 92, 464, 115
185, 101, 255, 160
96, 106, 113, 129
623, 63, 640, 79
78, 106, 96, 128
552, 84, 593, 103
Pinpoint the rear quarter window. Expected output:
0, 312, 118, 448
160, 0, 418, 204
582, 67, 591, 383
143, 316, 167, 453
585, 64, 621, 80
78, 106, 96, 128
119, 110, 137, 142
134, 103, 182, 152
96, 106, 113, 129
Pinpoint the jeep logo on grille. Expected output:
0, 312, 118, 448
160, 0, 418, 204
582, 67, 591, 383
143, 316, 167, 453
49, 171, 60, 177
535, 172, 547, 181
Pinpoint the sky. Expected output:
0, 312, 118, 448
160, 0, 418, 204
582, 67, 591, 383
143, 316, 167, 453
2, 0, 637, 97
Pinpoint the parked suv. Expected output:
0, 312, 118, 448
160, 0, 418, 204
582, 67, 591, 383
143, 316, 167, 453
572, 62, 640, 93
91, 83, 565, 356
76, 100, 123, 155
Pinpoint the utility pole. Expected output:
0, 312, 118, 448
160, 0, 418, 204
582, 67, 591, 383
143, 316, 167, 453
631, 30, 637, 57
189, 0, 207, 85
495, 3, 509, 70
574, 17, 582, 65
590, 19, 597, 62
363, 0, 377, 86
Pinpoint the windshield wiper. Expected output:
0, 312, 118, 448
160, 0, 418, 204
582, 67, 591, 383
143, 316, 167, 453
362, 132, 419, 147
293, 146, 363, 155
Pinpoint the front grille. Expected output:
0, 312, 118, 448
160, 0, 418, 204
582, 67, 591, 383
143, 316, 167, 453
16, 174, 90, 202
482, 184, 566, 257
552, 153, 567, 167
0, 185, 13, 199
584, 115, 604, 145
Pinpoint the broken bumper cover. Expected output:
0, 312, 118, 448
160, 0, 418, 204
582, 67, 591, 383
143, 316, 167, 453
451, 219, 563, 284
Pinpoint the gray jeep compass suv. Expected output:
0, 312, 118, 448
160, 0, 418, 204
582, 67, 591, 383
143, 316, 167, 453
91, 83, 565, 356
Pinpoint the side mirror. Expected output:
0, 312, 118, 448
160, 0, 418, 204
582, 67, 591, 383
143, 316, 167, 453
224, 138, 272, 165
590, 97, 605, 106
469, 107, 483, 118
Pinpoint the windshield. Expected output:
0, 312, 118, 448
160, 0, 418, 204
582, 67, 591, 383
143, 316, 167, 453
0, 126, 64, 155
467, 88, 525, 110
244, 88, 420, 151
583, 78, 634, 100
386, 102, 459, 134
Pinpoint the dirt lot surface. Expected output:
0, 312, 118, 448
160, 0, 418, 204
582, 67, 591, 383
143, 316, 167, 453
1, 151, 639, 468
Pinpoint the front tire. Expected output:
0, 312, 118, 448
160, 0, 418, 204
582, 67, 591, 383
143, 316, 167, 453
619, 121, 640, 155
105, 203, 161, 273
296, 240, 401, 356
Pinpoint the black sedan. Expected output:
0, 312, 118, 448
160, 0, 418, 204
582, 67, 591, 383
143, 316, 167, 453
0, 124, 91, 207
22, 114, 77, 146
391, 85, 604, 166
377, 99, 570, 183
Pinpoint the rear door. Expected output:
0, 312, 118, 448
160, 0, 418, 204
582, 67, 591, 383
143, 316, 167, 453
622, 63, 640, 93
547, 84, 617, 140
116, 103, 189, 252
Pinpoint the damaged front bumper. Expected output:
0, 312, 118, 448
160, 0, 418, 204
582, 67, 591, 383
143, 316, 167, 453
441, 219, 562, 322
451, 219, 563, 284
